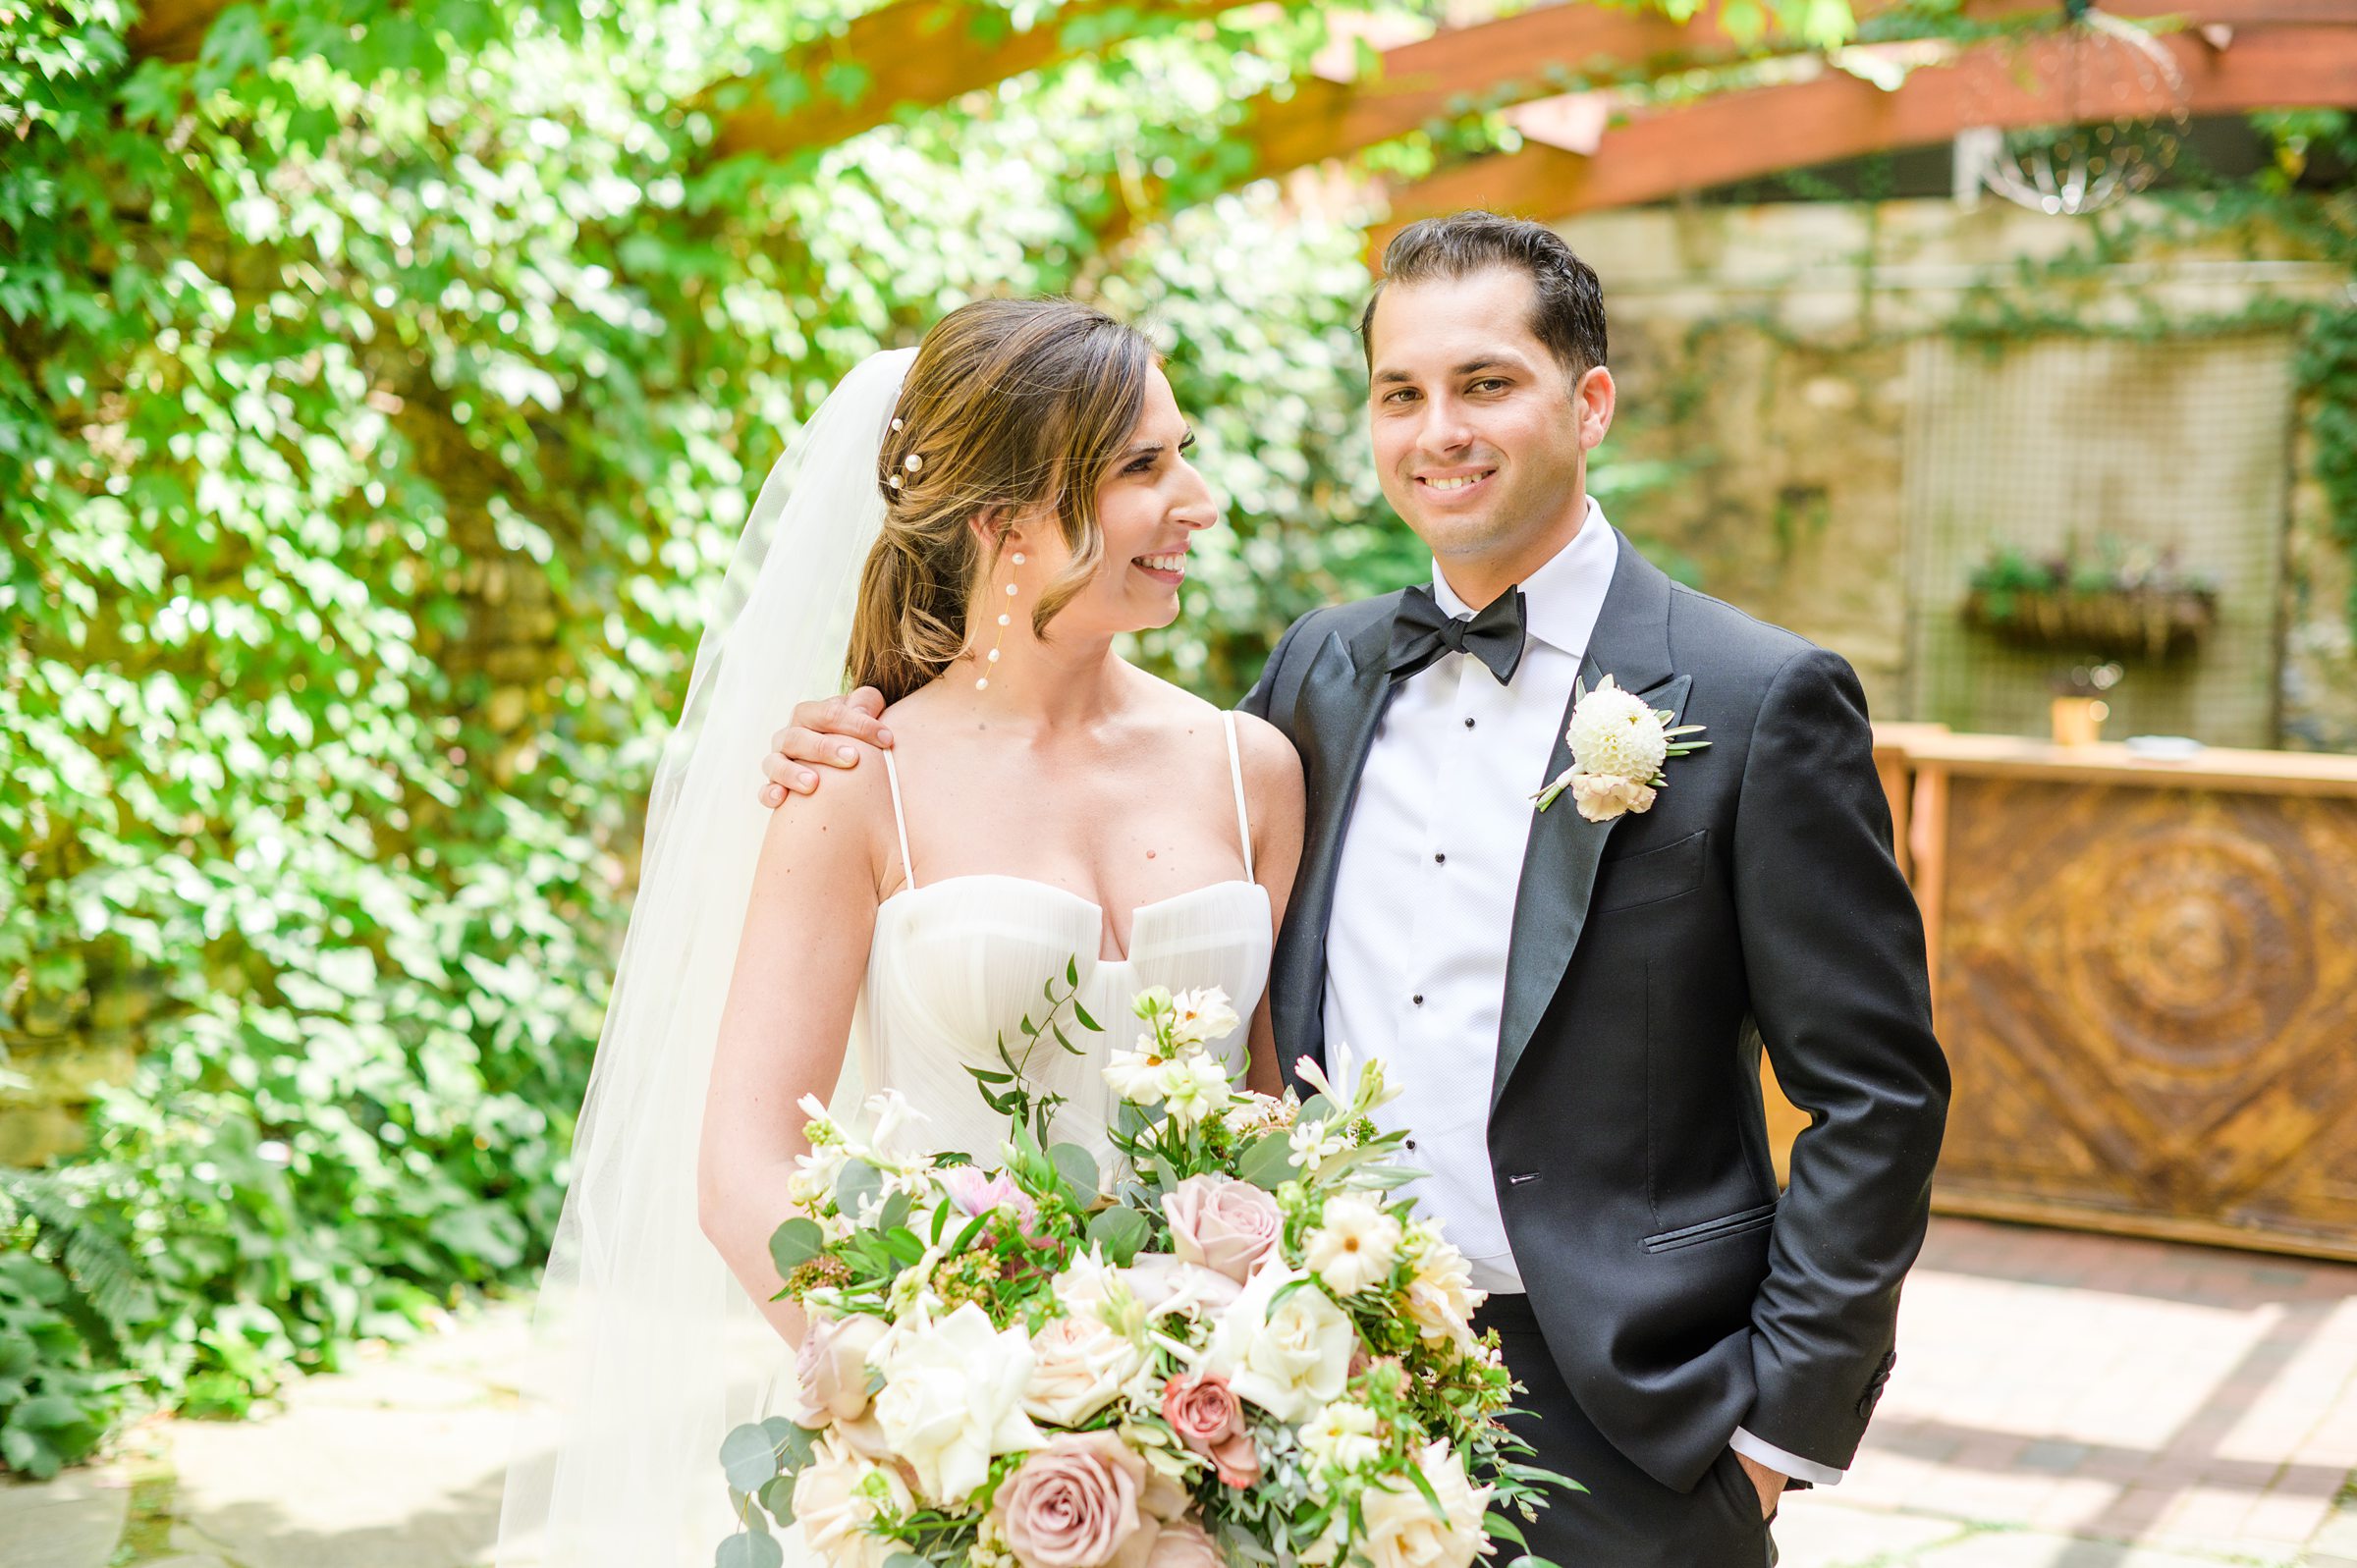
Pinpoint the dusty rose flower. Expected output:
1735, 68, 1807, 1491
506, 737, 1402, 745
996, 1432, 1150, 1568
1162, 1176, 1281, 1283
1143, 1517, 1223, 1568
1161, 1372, 1260, 1488
1569, 773, 1657, 823
795, 1312, 889, 1426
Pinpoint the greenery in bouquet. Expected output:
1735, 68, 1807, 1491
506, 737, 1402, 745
715, 976, 1570, 1568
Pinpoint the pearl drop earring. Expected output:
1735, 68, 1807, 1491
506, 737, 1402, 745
976, 551, 1025, 691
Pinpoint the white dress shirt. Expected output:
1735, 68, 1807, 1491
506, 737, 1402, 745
1317, 499, 1843, 1488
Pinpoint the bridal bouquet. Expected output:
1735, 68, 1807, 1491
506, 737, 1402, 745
716, 973, 1567, 1568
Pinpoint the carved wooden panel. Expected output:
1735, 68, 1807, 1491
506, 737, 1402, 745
1927, 772, 2357, 1259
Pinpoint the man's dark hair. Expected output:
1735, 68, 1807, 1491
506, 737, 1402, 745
1359, 211, 1608, 378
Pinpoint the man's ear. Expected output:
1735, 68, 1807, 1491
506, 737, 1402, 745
1575, 365, 1617, 453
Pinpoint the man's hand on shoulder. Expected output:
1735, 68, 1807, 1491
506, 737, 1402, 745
756, 686, 892, 807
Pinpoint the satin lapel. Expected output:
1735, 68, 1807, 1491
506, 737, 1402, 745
1269, 611, 1397, 1083
1492, 532, 1684, 1112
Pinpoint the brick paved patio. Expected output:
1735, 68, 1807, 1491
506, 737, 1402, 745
4, 1217, 2354, 1568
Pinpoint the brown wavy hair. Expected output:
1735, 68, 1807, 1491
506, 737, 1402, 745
848, 299, 1156, 703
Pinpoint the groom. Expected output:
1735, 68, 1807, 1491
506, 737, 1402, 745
760, 211, 1948, 1566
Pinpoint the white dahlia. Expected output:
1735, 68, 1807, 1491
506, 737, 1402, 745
1565, 676, 1669, 784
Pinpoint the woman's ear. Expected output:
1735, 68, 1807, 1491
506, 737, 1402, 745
966, 505, 1011, 556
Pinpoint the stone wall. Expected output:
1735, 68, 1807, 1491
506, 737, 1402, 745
1562, 197, 2352, 747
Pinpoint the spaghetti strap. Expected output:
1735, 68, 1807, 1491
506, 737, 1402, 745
880, 748, 917, 891
1223, 709, 1254, 883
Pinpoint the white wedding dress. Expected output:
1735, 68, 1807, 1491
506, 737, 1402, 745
847, 708, 1273, 1173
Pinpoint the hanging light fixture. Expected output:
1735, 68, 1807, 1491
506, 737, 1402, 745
1961, 0, 2192, 216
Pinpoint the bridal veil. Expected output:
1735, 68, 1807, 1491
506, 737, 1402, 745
495, 349, 915, 1566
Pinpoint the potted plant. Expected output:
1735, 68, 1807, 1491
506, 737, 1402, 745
1963, 536, 2218, 659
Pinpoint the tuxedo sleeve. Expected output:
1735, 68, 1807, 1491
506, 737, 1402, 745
1731, 645, 1948, 1470
1236, 611, 1313, 730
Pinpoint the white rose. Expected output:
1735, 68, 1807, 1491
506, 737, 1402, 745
1202, 1264, 1354, 1424
873, 1302, 1042, 1502
1023, 1310, 1145, 1427
1157, 1054, 1233, 1129
1297, 1399, 1382, 1476
1358, 1441, 1493, 1568
1302, 1195, 1403, 1297
793, 1434, 916, 1568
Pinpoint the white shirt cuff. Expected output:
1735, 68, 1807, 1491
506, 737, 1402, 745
1730, 1427, 1846, 1487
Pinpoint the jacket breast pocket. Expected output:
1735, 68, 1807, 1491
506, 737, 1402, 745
1595, 828, 1707, 914
1641, 1198, 1779, 1254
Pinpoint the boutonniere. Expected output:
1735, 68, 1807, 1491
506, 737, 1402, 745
1533, 675, 1710, 822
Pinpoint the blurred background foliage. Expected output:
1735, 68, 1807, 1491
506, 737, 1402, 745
2, 0, 1784, 1474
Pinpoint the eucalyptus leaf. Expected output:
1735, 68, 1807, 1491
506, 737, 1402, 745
1048, 1142, 1100, 1200
1086, 1205, 1151, 1266
767, 1217, 825, 1276
720, 1423, 780, 1493
716, 1531, 786, 1568
1235, 1131, 1302, 1191
834, 1161, 883, 1218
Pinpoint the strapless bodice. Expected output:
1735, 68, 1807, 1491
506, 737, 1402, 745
836, 873, 1273, 1178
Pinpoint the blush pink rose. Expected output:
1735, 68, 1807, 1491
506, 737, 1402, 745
1144, 1517, 1223, 1568
794, 1312, 888, 1427
996, 1432, 1149, 1568
1161, 1175, 1281, 1284
1160, 1372, 1260, 1488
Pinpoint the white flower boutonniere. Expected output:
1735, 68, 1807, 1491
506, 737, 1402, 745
1533, 675, 1709, 822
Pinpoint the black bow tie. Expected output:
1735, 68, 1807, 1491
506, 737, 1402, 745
1386, 584, 1528, 685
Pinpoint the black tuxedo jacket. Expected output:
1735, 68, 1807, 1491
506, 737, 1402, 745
1239, 528, 1949, 1494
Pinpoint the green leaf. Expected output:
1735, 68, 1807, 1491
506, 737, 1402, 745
1086, 1206, 1150, 1266
1298, 1093, 1340, 1126
834, 1161, 883, 1218
1235, 1132, 1301, 1191
1048, 1142, 1099, 1199
1070, 999, 1101, 1033
759, 1474, 797, 1524
720, 1422, 780, 1493
767, 1218, 825, 1276
716, 1531, 786, 1568
760, 1416, 818, 1474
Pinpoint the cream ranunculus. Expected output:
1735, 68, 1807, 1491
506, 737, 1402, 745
1401, 1231, 1486, 1349
1024, 1310, 1146, 1428
1201, 1264, 1355, 1424
1357, 1441, 1494, 1568
792, 1433, 916, 1568
1297, 1399, 1383, 1476
1302, 1194, 1404, 1297
872, 1301, 1043, 1503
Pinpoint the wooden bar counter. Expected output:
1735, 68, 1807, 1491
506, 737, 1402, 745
1868, 729, 2357, 1262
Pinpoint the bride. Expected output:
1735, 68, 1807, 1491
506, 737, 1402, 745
495, 298, 1304, 1567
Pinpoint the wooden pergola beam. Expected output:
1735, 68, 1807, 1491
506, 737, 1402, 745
1375, 23, 2357, 241
707, 0, 1220, 159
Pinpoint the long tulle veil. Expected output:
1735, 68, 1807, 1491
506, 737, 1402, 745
495, 348, 916, 1567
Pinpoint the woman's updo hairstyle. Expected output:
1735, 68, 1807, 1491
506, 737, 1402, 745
848, 298, 1156, 703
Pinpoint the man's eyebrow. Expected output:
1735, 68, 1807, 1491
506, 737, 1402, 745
1373, 356, 1523, 385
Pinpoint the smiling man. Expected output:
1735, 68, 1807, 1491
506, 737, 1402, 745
1236, 212, 1948, 1566
757, 211, 1948, 1567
